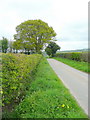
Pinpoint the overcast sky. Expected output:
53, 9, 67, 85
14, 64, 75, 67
0, 0, 88, 51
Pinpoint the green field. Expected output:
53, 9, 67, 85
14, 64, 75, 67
54, 57, 89, 73
3, 56, 87, 118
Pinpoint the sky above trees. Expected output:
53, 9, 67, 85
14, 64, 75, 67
0, 0, 88, 51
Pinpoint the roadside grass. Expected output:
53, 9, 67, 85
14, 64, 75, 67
54, 57, 89, 73
4, 57, 87, 118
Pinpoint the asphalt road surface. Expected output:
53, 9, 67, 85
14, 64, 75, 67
47, 58, 88, 115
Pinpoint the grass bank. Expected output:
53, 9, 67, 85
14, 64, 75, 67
54, 57, 89, 73
3, 57, 87, 118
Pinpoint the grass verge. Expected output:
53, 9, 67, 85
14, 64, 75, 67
54, 57, 89, 73
3, 57, 87, 118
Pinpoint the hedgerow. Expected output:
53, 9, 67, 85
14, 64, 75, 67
2, 53, 42, 108
55, 52, 88, 62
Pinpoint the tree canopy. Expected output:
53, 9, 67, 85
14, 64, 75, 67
45, 42, 60, 57
14, 19, 56, 53
0, 37, 8, 53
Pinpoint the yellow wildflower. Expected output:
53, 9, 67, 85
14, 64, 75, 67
61, 104, 65, 108
0, 90, 3, 94
67, 105, 69, 108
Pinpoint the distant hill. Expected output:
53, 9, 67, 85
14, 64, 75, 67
57, 48, 89, 53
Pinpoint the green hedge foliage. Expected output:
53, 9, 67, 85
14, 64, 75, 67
2, 53, 42, 107
55, 52, 88, 62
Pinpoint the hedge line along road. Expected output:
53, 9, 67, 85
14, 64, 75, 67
47, 58, 88, 115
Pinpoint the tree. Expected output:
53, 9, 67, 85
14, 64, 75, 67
8, 40, 14, 53
0, 37, 8, 53
12, 40, 23, 53
45, 42, 60, 57
14, 19, 56, 53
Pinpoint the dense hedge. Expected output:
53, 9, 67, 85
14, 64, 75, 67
2, 53, 42, 107
55, 52, 88, 62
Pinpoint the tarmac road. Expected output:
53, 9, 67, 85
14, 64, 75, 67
47, 58, 88, 115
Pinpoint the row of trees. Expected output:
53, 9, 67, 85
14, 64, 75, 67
0, 37, 15, 53
0, 19, 60, 56
0, 37, 8, 53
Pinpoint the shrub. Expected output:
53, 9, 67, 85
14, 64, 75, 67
80, 52, 88, 62
2, 53, 42, 107
55, 52, 88, 62
70, 52, 81, 61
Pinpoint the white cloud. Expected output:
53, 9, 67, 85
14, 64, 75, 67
56, 40, 88, 51
0, 0, 88, 50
